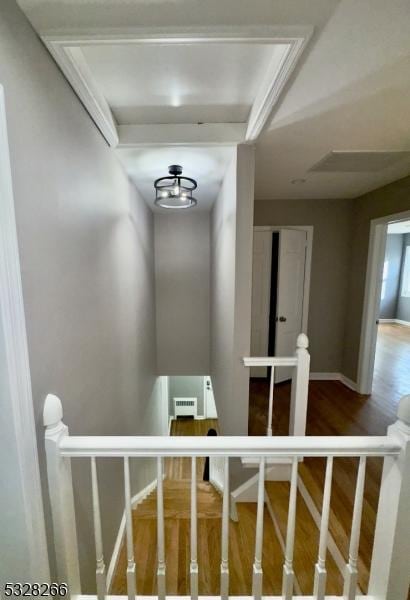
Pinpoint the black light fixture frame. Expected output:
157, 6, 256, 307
154, 164, 198, 209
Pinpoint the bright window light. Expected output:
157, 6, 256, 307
380, 260, 389, 301
401, 246, 410, 298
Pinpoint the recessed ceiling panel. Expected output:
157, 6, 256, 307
80, 43, 289, 124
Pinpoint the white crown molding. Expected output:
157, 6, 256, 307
0, 86, 50, 579
41, 25, 312, 147
43, 41, 119, 147
246, 30, 312, 141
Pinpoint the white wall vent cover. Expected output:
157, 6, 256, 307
309, 151, 410, 173
174, 397, 197, 418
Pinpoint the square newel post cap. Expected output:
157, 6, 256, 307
43, 394, 63, 428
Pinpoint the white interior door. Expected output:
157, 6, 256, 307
250, 231, 272, 377
275, 229, 307, 382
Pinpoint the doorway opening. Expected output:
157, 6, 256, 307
358, 209, 410, 397
250, 226, 312, 382
164, 375, 219, 480
374, 221, 410, 402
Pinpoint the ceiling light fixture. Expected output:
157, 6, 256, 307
154, 165, 197, 209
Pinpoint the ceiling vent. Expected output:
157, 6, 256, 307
309, 151, 410, 173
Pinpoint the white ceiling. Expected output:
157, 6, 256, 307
255, 0, 410, 199
81, 43, 287, 125
17, 0, 410, 201
388, 221, 410, 235
116, 146, 235, 212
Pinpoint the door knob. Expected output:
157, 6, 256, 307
279, 316, 287, 322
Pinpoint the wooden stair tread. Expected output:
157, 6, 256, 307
112, 487, 284, 595
265, 480, 344, 595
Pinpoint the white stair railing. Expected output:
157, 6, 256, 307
243, 333, 310, 437
43, 393, 410, 600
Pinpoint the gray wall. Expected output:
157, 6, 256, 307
379, 234, 404, 319
210, 145, 254, 438
342, 175, 410, 381
155, 212, 210, 374
254, 198, 354, 373
168, 376, 205, 417
397, 232, 410, 322
0, 0, 163, 590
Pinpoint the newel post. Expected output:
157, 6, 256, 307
289, 334, 310, 436
368, 394, 410, 600
44, 394, 81, 596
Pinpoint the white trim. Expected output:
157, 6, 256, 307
245, 33, 311, 141
161, 376, 169, 436
339, 374, 358, 392
309, 372, 341, 381
393, 318, 410, 327
43, 42, 119, 147
0, 86, 50, 579
42, 26, 312, 147
309, 372, 357, 392
357, 209, 410, 394
107, 478, 158, 592
253, 225, 313, 338
379, 318, 410, 327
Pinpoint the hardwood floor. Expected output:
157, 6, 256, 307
248, 323, 410, 593
373, 323, 410, 415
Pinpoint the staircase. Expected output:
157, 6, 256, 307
111, 474, 364, 596
43, 392, 410, 600
110, 478, 287, 596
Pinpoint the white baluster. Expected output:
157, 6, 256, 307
313, 456, 333, 600
252, 457, 265, 600
282, 456, 298, 600
157, 457, 166, 600
343, 456, 366, 599
91, 457, 106, 600
124, 457, 136, 600
289, 334, 310, 436
369, 395, 410, 600
267, 367, 275, 436
220, 456, 230, 600
43, 394, 81, 598
190, 457, 198, 600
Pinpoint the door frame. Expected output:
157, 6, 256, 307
253, 225, 313, 339
357, 209, 410, 394
0, 85, 49, 578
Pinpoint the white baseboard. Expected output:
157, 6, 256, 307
232, 465, 292, 503
309, 372, 341, 381
379, 318, 410, 327
107, 478, 158, 592
310, 372, 357, 392
395, 318, 410, 327
339, 373, 357, 391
